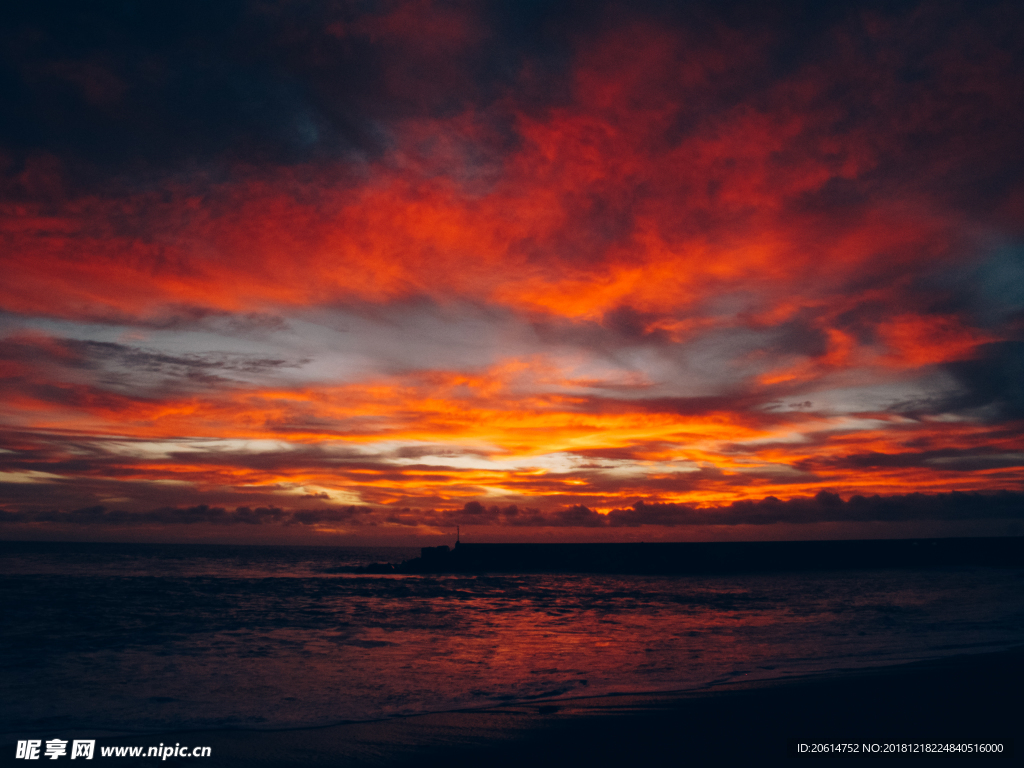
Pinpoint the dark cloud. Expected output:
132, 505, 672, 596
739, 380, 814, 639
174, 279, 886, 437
1, 1, 380, 179
68, 339, 305, 377
604, 491, 1024, 527
0, 504, 285, 526
0, 333, 308, 392
0, 503, 383, 527
797, 448, 1024, 473
4, 491, 1020, 531
392, 444, 491, 460
0, 0, 586, 183
8, 504, 298, 526
887, 339, 1024, 421
6, 1, 1017, 191
427, 492, 1024, 528
940, 341, 1024, 420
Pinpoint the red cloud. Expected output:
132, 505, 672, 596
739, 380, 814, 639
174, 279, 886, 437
2, 2, 1023, 539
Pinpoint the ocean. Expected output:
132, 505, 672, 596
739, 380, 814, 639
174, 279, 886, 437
3, 541, 1023, 739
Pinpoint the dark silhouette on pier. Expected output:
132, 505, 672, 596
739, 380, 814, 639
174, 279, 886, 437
367, 537, 1024, 575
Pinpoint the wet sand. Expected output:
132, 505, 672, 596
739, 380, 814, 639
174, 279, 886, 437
86, 647, 1022, 767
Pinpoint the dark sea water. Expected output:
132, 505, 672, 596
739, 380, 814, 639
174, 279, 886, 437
3, 541, 1024, 738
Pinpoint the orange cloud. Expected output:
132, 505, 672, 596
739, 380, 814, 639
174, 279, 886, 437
2, 2, 1023, 538
877, 314, 998, 368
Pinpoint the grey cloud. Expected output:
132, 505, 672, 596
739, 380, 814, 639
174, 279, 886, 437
3, 491, 1022, 531
0, 503, 364, 527
797, 449, 1024, 473
67, 339, 307, 377
430, 491, 1024, 528
940, 341, 1024, 420
604, 491, 1024, 527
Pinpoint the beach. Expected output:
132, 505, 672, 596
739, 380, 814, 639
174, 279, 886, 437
79, 647, 1020, 767
5, 545, 1021, 766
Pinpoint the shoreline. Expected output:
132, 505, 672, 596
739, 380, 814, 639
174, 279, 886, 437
51, 646, 1022, 767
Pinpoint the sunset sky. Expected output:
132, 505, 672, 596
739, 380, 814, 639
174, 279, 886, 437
2, 0, 1023, 544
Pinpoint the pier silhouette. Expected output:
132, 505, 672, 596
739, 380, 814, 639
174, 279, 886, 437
392, 537, 1024, 574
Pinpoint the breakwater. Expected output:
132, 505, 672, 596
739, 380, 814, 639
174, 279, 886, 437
376, 537, 1024, 574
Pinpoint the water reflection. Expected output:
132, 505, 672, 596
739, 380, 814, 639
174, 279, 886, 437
3, 544, 1023, 734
